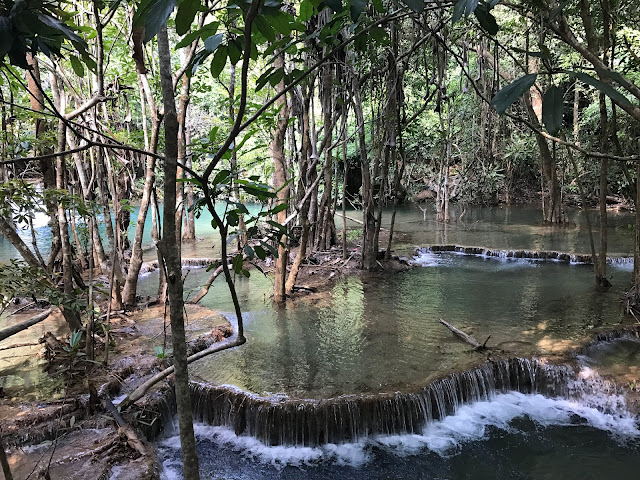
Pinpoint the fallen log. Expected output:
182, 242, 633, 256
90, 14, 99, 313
101, 396, 148, 456
0, 309, 53, 342
119, 335, 245, 409
0, 342, 39, 351
439, 318, 490, 350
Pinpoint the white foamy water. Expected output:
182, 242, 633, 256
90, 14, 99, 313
158, 375, 640, 478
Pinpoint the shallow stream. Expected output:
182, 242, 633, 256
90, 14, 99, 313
2, 203, 640, 478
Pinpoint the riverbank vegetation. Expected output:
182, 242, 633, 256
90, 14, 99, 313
1, 0, 640, 477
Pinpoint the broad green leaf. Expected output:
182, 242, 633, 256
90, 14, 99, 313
175, 22, 219, 48
299, 0, 314, 22
256, 66, 275, 91
175, 0, 200, 36
0, 17, 13, 57
244, 245, 254, 259
268, 68, 285, 87
254, 15, 275, 42
323, 0, 343, 12
542, 86, 564, 135
143, 0, 178, 43
270, 203, 288, 214
254, 245, 267, 260
210, 45, 227, 78
349, 0, 367, 20
204, 33, 223, 52
37, 14, 87, 48
69, 55, 85, 77
270, 11, 293, 35
402, 0, 424, 13
232, 254, 243, 274
212, 169, 231, 185
594, 67, 630, 88
474, 2, 498, 36
572, 71, 632, 107
228, 38, 242, 65
491, 73, 538, 114
452, 0, 479, 24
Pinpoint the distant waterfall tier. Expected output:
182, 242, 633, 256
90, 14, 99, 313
188, 358, 584, 447
415, 245, 634, 265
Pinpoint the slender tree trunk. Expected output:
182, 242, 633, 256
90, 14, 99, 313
352, 73, 377, 270
157, 24, 200, 478
271, 53, 290, 304
597, 93, 610, 287
122, 7, 162, 305
25, 53, 61, 268
51, 75, 83, 330
228, 64, 245, 249
285, 82, 314, 294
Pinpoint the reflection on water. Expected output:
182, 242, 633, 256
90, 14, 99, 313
1, 203, 636, 262
137, 252, 632, 399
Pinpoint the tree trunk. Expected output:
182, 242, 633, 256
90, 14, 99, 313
122, 10, 162, 306
157, 24, 200, 479
25, 53, 61, 268
271, 52, 290, 304
352, 73, 377, 270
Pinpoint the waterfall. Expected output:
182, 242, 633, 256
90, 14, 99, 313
186, 358, 576, 447
415, 245, 633, 266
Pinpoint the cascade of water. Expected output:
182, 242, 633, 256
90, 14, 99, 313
415, 245, 633, 265
185, 358, 577, 447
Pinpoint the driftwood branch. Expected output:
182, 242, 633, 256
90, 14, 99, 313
188, 263, 229, 304
101, 396, 148, 456
439, 318, 489, 350
119, 335, 246, 409
0, 309, 53, 342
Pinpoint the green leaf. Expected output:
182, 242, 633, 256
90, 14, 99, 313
270, 12, 293, 35
69, 55, 85, 77
372, 0, 385, 12
299, 0, 314, 22
542, 86, 564, 135
143, 0, 178, 43
204, 33, 223, 52
491, 74, 538, 114
244, 245, 254, 259
37, 15, 87, 49
402, 0, 424, 13
254, 15, 275, 42
572, 72, 632, 107
268, 68, 285, 87
269, 203, 288, 214
267, 220, 286, 233
0, 17, 14, 57
349, 0, 367, 20
474, 2, 498, 36
254, 245, 267, 260
232, 254, 243, 274
212, 169, 231, 185
323, 0, 343, 11
594, 67, 632, 89
241, 268, 250, 278
256, 66, 275, 91
175, 0, 200, 36
228, 38, 242, 65
210, 45, 227, 78
175, 22, 219, 48
452, 0, 479, 24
